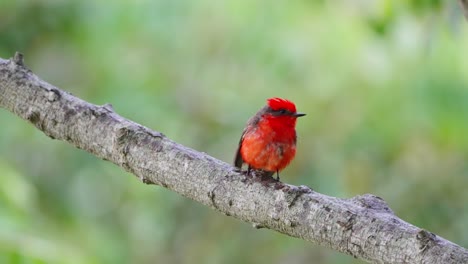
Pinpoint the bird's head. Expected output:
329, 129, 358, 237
264, 97, 305, 127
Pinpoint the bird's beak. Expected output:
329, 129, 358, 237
293, 112, 306, 117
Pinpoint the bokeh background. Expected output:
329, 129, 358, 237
1, 1, 468, 263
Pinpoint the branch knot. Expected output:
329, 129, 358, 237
350, 194, 394, 214
416, 229, 437, 252
13, 52, 24, 66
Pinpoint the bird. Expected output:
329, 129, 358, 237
234, 97, 305, 181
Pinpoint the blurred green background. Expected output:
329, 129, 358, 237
1, 1, 468, 263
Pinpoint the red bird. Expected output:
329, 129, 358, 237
234, 97, 305, 181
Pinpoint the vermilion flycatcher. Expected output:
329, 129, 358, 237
234, 97, 305, 181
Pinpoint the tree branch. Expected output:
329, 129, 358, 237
1, 53, 467, 264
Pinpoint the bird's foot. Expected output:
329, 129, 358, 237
234, 167, 253, 177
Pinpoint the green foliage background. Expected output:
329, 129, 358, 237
1, 1, 467, 263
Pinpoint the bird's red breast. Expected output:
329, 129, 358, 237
240, 116, 297, 172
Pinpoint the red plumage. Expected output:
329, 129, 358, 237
267, 97, 297, 113
234, 97, 305, 181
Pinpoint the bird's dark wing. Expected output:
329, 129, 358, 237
234, 131, 245, 168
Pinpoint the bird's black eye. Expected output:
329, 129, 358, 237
268, 107, 289, 116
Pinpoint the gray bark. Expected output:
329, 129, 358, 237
1, 53, 467, 264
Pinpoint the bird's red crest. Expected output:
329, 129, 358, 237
267, 97, 297, 113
